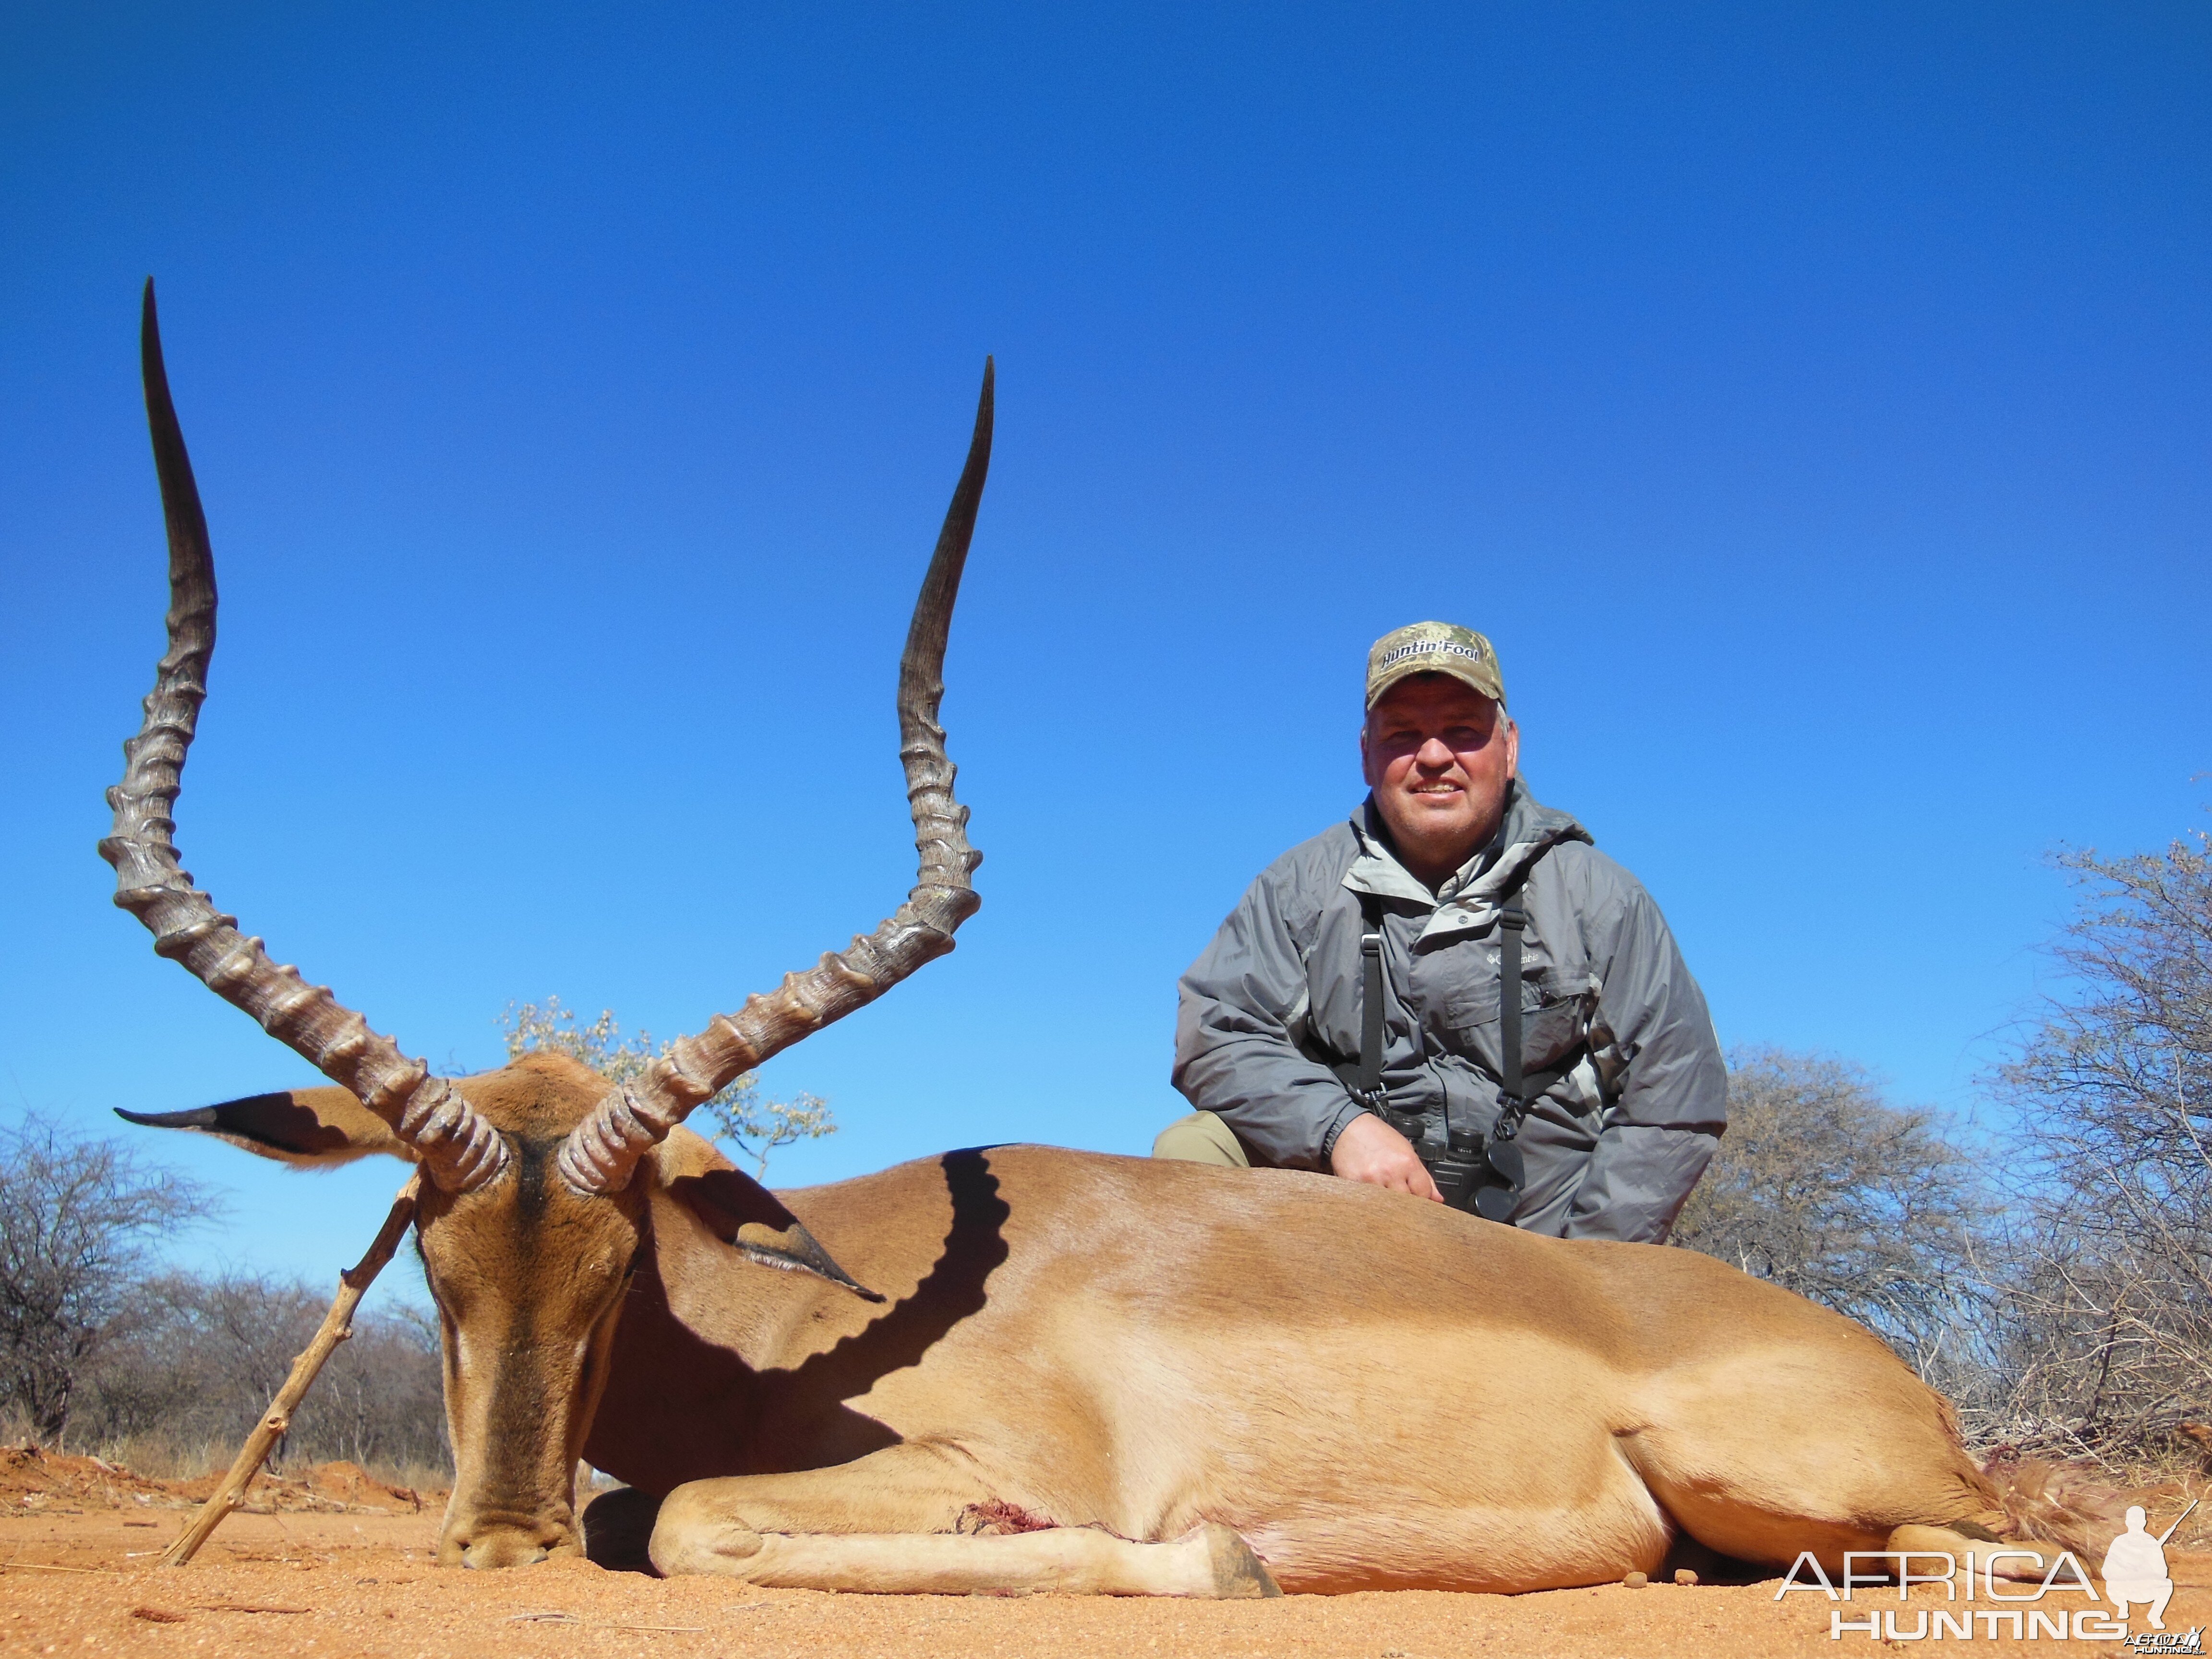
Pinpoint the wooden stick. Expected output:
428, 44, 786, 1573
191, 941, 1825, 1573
160, 1178, 421, 1568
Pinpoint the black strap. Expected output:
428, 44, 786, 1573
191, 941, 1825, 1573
1336, 878, 1574, 1222
1355, 918, 1385, 1107
1499, 890, 1526, 1116
1471, 888, 1534, 1224
1333, 897, 1414, 1141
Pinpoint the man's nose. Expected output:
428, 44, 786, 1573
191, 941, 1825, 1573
1415, 737, 1456, 766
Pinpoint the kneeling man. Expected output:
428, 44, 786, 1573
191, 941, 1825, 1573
1156, 622, 1726, 1242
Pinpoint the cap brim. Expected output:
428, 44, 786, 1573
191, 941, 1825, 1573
1366, 660, 1506, 710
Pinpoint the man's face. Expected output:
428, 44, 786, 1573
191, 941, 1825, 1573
1359, 674, 1519, 883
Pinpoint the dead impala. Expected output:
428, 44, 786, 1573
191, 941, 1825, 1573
111, 284, 2084, 1594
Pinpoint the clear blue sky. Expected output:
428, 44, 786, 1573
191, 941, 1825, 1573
3, 4, 2206, 1291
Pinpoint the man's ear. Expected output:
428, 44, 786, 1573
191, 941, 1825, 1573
116, 1087, 417, 1167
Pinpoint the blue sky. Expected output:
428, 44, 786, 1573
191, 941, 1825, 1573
2, 3, 2206, 1290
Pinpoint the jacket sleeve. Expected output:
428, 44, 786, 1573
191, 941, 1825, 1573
1173, 869, 1366, 1171
1562, 873, 1727, 1243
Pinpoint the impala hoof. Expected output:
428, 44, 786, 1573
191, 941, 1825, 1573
1200, 1522, 1283, 1599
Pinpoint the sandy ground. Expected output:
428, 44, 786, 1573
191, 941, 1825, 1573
5, 1498, 2207, 1659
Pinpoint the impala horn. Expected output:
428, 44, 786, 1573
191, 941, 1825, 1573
100, 282, 508, 1193
557, 359, 995, 1194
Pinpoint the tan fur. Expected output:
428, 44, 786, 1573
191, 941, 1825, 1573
243, 1087, 415, 1165
650, 1517, 1280, 1596
1978, 1456, 2137, 1559
420, 1055, 649, 1567
168, 1070, 2053, 1592
1959, 1459, 2212, 1587
641, 1151, 2002, 1592
171, 1065, 2065, 1592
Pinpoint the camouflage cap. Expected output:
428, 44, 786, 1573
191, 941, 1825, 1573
1365, 621, 1507, 710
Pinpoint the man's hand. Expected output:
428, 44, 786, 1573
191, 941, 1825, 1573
1329, 1112, 1443, 1202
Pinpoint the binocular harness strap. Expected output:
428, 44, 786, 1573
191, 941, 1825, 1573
1495, 891, 1529, 1142
1353, 922, 1387, 1111
1338, 877, 1576, 1224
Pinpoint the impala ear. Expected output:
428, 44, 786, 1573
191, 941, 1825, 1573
116, 1086, 417, 1166
666, 1168, 884, 1303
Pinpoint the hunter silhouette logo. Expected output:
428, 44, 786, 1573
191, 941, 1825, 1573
2105, 1502, 2186, 1633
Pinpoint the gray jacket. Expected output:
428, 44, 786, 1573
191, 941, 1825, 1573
1172, 782, 1726, 1242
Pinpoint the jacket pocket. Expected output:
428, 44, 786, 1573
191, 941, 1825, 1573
1437, 971, 1584, 1075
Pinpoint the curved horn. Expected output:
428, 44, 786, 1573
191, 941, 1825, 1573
99, 282, 508, 1193
559, 359, 995, 1194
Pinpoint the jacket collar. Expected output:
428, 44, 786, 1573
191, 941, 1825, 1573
1344, 780, 1593, 942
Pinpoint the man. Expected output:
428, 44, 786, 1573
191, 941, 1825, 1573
1155, 621, 1725, 1242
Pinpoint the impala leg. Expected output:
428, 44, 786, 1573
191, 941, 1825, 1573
660, 1522, 1279, 1597
647, 1443, 1278, 1598
1622, 1349, 2014, 1575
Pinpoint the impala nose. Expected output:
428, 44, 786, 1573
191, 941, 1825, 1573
454, 1527, 563, 1569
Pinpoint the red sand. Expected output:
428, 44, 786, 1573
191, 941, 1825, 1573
1, 1451, 2201, 1658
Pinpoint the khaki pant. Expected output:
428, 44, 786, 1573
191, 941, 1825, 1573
1150, 1110, 1253, 1167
